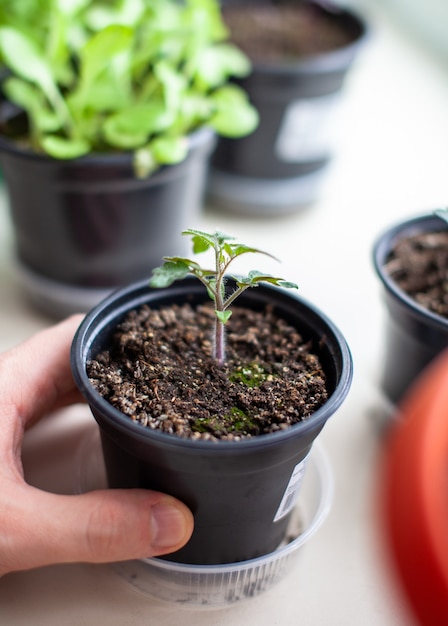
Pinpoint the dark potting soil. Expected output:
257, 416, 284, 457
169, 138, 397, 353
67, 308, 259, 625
385, 230, 448, 318
222, 2, 359, 63
87, 302, 329, 441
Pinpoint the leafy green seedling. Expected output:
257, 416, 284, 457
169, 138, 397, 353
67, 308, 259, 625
149, 229, 298, 365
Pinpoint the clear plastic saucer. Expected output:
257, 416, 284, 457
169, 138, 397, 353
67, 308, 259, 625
75, 426, 333, 608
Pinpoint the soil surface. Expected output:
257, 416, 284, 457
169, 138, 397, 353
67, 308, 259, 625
88, 302, 329, 441
385, 230, 448, 318
223, 2, 359, 63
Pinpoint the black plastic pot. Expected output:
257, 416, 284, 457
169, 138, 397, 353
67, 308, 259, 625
0, 126, 215, 317
71, 277, 353, 565
208, 0, 367, 215
373, 214, 448, 405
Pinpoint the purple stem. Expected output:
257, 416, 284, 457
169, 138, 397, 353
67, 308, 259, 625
214, 318, 226, 365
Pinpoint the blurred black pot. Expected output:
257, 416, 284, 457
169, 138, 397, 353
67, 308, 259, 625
208, 0, 368, 215
373, 213, 448, 405
0, 123, 215, 317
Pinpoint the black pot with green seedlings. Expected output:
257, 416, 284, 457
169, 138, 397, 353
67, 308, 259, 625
71, 230, 352, 564
0, 0, 259, 316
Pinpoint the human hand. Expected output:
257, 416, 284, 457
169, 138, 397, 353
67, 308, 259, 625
0, 315, 194, 576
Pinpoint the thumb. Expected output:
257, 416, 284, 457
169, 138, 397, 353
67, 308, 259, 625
4, 485, 194, 573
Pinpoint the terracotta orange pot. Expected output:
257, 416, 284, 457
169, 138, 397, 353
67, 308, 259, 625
379, 348, 448, 625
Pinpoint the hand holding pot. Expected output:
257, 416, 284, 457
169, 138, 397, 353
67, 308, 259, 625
0, 316, 193, 576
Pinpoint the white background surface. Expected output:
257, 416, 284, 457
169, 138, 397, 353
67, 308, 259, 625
1, 2, 447, 623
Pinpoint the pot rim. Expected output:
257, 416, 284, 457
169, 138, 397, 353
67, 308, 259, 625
71, 277, 353, 451
372, 212, 448, 332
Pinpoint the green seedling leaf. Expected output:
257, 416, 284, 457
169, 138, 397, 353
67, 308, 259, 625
154, 61, 188, 113
223, 242, 277, 261
102, 125, 147, 150
0, 27, 55, 89
151, 136, 188, 164
78, 25, 133, 97
209, 85, 259, 137
177, 92, 213, 129
41, 135, 91, 159
57, 0, 90, 16
3, 78, 61, 133
149, 258, 200, 288
0, 26, 68, 125
85, 0, 145, 29
277, 280, 300, 289
216, 310, 232, 323
182, 229, 235, 253
103, 104, 174, 149
80, 83, 130, 112
194, 44, 251, 88
185, 0, 229, 42
235, 271, 298, 289
190, 234, 213, 254
133, 146, 157, 179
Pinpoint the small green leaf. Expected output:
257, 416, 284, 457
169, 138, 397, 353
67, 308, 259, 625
214, 231, 237, 246
104, 104, 173, 138
3, 78, 61, 132
102, 125, 147, 150
84, 0, 145, 29
215, 310, 232, 324
79, 25, 133, 93
0, 27, 55, 91
57, 0, 91, 16
209, 85, 259, 137
41, 135, 91, 159
179, 93, 213, 127
162, 256, 203, 268
194, 44, 251, 88
149, 259, 195, 288
133, 147, 158, 179
33, 109, 63, 133
182, 229, 215, 253
154, 61, 187, 114
102, 104, 175, 150
151, 136, 188, 164
182, 229, 235, 254
276, 280, 299, 289
191, 236, 212, 254
223, 242, 274, 260
235, 271, 298, 290
75, 78, 131, 112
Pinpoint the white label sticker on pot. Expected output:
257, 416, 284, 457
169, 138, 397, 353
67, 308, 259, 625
275, 94, 341, 162
274, 454, 309, 522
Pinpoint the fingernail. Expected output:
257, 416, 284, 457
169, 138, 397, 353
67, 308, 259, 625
151, 501, 190, 550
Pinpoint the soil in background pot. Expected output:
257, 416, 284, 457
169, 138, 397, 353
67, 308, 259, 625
384, 231, 448, 319
87, 301, 329, 440
222, 1, 361, 62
